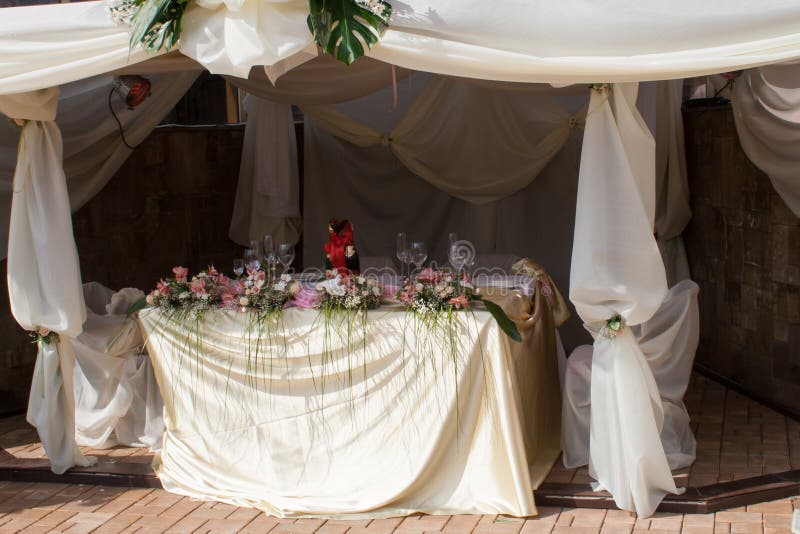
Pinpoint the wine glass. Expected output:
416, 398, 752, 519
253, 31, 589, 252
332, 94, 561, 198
278, 243, 295, 274
410, 241, 427, 272
249, 239, 262, 259
263, 234, 274, 262
449, 244, 467, 272
244, 248, 261, 272
233, 258, 245, 277
396, 232, 408, 277
448, 232, 458, 247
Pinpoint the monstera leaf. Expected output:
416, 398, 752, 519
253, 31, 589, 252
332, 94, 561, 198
129, 0, 187, 52
308, 0, 392, 65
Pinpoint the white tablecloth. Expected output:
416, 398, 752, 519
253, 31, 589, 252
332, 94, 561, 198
139, 297, 560, 518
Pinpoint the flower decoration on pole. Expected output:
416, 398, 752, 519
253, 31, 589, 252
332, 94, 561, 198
601, 314, 626, 340
29, 326, 59, 346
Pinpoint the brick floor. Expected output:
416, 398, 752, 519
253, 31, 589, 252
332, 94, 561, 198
0, 375, 799, 532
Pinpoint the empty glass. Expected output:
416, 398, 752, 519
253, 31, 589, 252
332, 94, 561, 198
396, 232, 409, 277
278, 243, 295, 273
249, 239, 262, 259
449, 244, 467, 272
410, 241, 427, 271
244, 248, 261, 272
233, 258, 245, 277
448, 232, 458, 247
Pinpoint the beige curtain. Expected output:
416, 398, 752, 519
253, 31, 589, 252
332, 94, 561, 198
303, 76, 584, 204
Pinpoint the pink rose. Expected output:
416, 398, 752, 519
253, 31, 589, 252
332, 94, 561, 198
172, 266, 189, 282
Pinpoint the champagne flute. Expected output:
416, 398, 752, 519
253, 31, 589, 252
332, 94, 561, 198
244, 248, 261, 272
233, 258, 245, 277
410, 241, 427, 272
249, 239, 262, 260
278, 243, 295, 274
396, 232, 408, 278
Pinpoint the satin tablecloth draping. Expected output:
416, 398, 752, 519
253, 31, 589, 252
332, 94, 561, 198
138, 287, 561, 518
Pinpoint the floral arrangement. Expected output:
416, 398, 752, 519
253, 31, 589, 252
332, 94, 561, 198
145, 265, 300, 317
316, 271, 382, 310
29, 326, 59, 346
397, 268, 522, 342
396, 268, 473, 314
238, 271, 301, 312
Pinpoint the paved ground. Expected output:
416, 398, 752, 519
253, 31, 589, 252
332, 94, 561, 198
0, 481, 797, 533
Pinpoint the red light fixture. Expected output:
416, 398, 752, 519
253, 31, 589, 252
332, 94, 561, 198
112, 75, 152, 109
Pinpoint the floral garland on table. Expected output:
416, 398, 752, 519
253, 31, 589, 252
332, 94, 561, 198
116, 0, 392, 66
315, 271, 382, 311
397, 268, 522, 342
145, 265, 301, 317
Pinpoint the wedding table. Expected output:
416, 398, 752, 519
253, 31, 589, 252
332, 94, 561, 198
138, 285, 563, 519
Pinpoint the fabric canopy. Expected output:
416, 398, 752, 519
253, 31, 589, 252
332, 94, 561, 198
5, 0, 800, 95
731, 63, 800, 217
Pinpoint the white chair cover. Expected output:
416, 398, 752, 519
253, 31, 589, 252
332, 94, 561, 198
562, 280, 700, 470
70, 282, 164, 450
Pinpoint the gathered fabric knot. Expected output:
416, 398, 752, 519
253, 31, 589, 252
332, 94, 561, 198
590, 83, 611, 93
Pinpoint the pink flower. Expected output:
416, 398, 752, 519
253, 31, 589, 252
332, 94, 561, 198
416, 268, 441, 283
156, 279, 170, 296
172, 266, 189, 282
215, 273, 229, 285
190, 278, 207, 295
448, 294, 470, 309
221, 292, 236, 306
207, 264, 219, 277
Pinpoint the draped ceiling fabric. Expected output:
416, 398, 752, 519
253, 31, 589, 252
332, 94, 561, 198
569, 84, 678, 517
731, 63, 800, 217
5, 0, 800, 95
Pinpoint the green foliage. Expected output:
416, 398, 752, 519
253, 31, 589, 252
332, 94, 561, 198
476, 297, 522, 343
129, 0, 187, 53
126, 297, 148, 318
307, 0, 392, 65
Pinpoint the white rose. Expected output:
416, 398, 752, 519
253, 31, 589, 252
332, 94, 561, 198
239, 297, 249, 306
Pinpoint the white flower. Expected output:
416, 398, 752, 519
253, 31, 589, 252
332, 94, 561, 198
200, 293, 210, 300
446, 286, 454, 295
179, 291, 191, 300
280, 274, 291, 283
146, 294, 155, 305
274, 281, 287, 291
318, 276, 346, 296
356, 276, 365, 284
239, 297, 249, 306
372, 286, 381, 296
415, 283, 424, 292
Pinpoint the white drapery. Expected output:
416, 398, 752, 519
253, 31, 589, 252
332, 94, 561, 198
6, 1, 800, 94
569, 84, 679, 517
228, 95, 302, 247
562, 280, 700, 471
0, 89, 94, 474
731, 63, 800, 217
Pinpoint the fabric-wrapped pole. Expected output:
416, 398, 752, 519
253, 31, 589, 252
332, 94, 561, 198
0, 88, 95, 474
569, 83, 679, 517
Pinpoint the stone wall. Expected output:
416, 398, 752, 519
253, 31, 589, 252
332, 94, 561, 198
684, 104, 800, 415
0, 125, 245, 414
